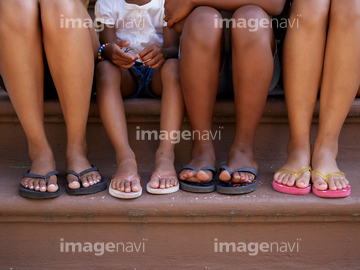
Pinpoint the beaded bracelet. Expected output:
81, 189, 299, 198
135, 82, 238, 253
97, 43, 109, 61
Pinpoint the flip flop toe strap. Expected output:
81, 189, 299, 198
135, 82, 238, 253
23, 170, 59, 183
312, 170, 346, 183
275, 166, 311, 179
112, 174, 141, 182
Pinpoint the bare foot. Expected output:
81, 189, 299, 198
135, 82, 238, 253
179, 142, 216, 183
20, 151, 59, 193
273, 147, 311, 188
110, 158, 141, 193
219, 145, 258, 184
311, 145, 349, 191
149, 150, 178, 189
66, 154, 101, 190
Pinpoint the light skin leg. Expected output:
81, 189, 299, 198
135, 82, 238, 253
0, 0, 58, 192
273, 0, 330, 188
311, 0, 360, 191
39, 0, 101, 189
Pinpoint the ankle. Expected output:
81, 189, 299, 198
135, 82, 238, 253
155, 149, 175, 162
66, 142, 89, 159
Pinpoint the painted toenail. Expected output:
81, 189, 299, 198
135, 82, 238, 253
331, 186, 336, 189
319, 183, 325, 186
299, 181, 305, 185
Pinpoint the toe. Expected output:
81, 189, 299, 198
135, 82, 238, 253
219, 170, 231, 182
47, 176, 58, 193
131, 179, 141, 192
21, 178, 29, 188
149, 174, 160, 189
282, 174, 290, 185
119, 181, 125, 192
276, 173, 285, 184
67, 175, 80, 189
197, 170, 211, 182
313, 175, 328, 191
340, 177, 349, 189
80, 175, 90, 188
165, 178, 171, 188
86, 174, 94, 186
39, 179, 47, 192
328, 178, 337, 191
34, 179, 40, 191
124, 181, 131, 193
286, 175, 296, 187
160, 177, 166, 189
28, 179, 35, 190
180, 170, 190, 180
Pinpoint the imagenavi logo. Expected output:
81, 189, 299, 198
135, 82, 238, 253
214, 238, 301, 256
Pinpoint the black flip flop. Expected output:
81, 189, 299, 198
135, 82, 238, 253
216, 166, 258, 195
19, 170, 61, 199
179, 165, 217, 193
66, 166, 107, 195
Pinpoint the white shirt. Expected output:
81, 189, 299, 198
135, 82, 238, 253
95, 0, 167, 56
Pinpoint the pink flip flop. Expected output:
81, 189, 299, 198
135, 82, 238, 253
272, 166, 311, 195
109, 174, 142, 199
146, 171, 179, 195
311, 171, 351, 198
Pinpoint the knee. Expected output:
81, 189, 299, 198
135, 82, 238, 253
161, 59, 179, 82
40, 0, 84, 28
95, 61, 119, 86
0, 0, 38, 33
231, 5, 273, 47
330, 0, 360, 27
183, 7, 223, 50
290, 0, 330, 29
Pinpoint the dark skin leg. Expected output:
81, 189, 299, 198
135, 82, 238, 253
178, 7, 223, 183
219, 5, 275, 184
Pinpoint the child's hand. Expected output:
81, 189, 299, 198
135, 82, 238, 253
103, 40, 138, 69
138, 45, 165, 69
165, 0, 194, 29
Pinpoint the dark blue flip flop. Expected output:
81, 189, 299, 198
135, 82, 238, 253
179, 165, 217, 193
216, 165, 258, 195
19, 170, 61, 199
66, 166, 107, 195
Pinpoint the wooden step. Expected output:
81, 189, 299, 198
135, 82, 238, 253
1, 89, 360, 269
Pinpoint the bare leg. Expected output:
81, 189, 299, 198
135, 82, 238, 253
149, 59, 185, 189
311, 0, 360, 191
0, 0, 58, 192
96, 60, 141, 193
179, 7, 223, 183
39, 0, 101, 189
273, 0, 330, 188
219, 5, 275, 184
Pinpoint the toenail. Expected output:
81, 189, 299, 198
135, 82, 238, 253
319, 183, 325, 186
299, 181, 305, 185
331, 186, 336, 189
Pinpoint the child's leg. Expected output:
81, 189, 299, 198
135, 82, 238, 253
149, 59, 185, 189
96, 60, 140, 193
179, 7, 223, 183
219, 5, 275, 184
0, 0, 58, 192
273, 0, 330, 187
40, 0, 102, 189
311, 0, 360, 191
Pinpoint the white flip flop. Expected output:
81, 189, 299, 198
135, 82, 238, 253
109, 174, 142, 199
146, 171, 179, 195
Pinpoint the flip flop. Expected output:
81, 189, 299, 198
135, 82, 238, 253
19, 170, 61, 199
311, 170, 351, 198
272, 166, 311, 195
146, 171, 179, 195
109, 174, 142, 199
216, 166, 258, 195
179, 165, 217, 193
66, 166, 107, 195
